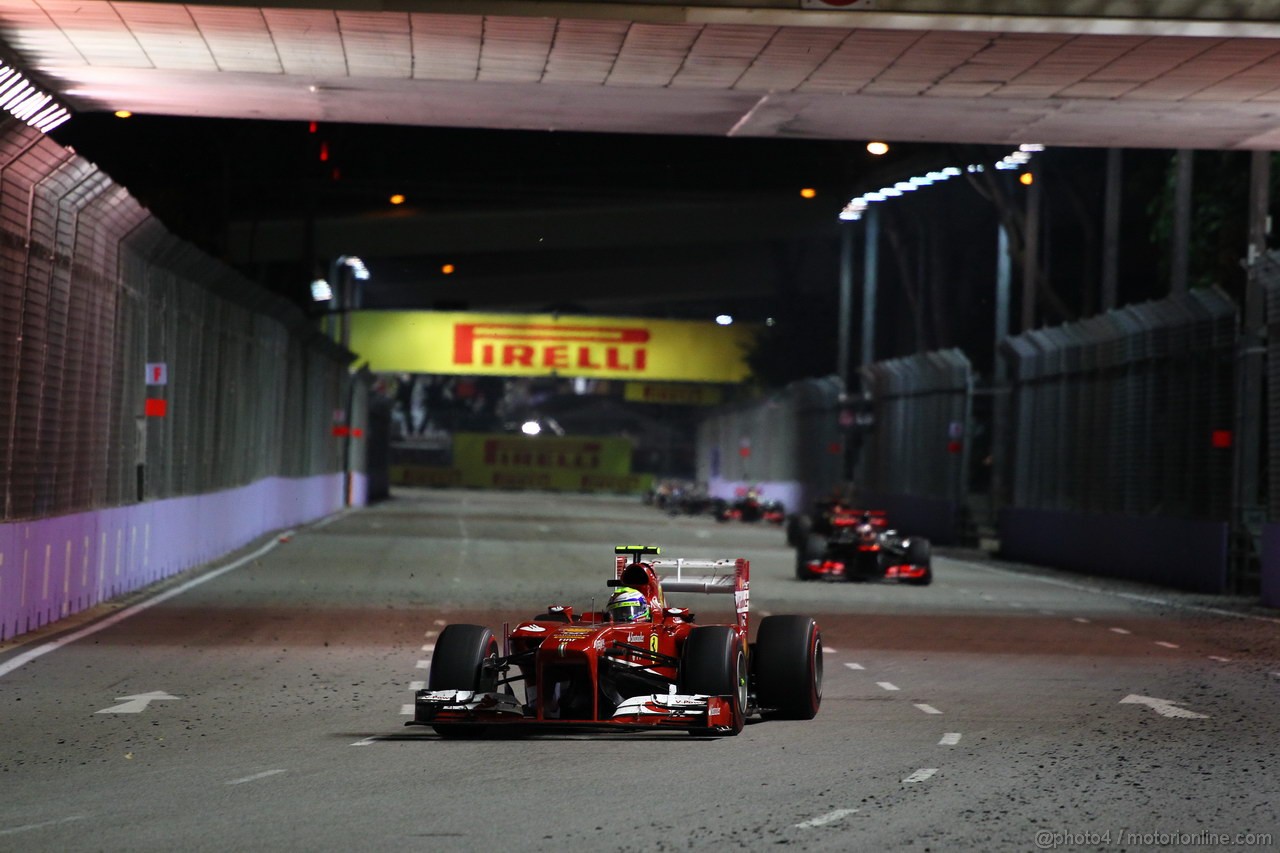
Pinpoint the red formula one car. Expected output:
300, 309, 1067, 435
408, 546, 822, 737
795, 507, 932, 585
713, 487, 786, 525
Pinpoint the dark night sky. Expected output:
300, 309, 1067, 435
49, 112, 1215, 384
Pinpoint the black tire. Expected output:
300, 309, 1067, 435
678, 626, 746, 735
785, 513, 813, 548
904, 537, 933, 586
754, 615, 822, 720
795, 532, 825, 581
427, 624, 498, 737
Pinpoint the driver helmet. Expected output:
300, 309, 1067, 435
606, 587, 650, 622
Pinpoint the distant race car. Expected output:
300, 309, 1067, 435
408, 545, 822, 737
714, 487, 786, 525
795, 507, 932, 585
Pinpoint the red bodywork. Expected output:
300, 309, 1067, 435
410, 553, 752, 733
717, 487, 786, 524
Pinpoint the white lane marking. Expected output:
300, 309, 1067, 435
537, 525, 551, 533
350, 736, 380, 747
876, 682, 900, 691
400, 704, 414, 715
903, 768, 938, 783
1119, 694, 1208, 719
822, 646, 837, 655
0, 533, 291, 679
0, 815, 87, 836
695, 530, 711, 539
950, 558, 1280, 625
433, 619, 447, 626
844, 663, 865, 671
939, 733, 961, 745
1155, 641, 1179, 649
1208, 656, 1231, 662
95, 691, 180, 714
424, 630, 438, 638
410, 681, 425, 690
421, 643, 436, 652
914, 704, 943, 715
226, 769, 286, 786
795, 808, 858, 829
1109, 627, 1131, 635
1008, 602, 1025, 609
415, 659, 431, 669
1073, 617, 1091, 624
1039, 610, 1056, 616
311, 509, 351, 529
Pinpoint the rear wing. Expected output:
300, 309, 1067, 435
614, 550, 750, 632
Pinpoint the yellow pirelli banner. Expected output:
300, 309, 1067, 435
624, 382, 724, 406
348, 310, 756, 382
391, 433, 653, 492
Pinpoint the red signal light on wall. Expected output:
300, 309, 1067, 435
1211, 429, 1233, 449
144, 398, 167, 417
319, 141, 329, 162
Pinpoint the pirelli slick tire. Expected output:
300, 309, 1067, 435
786, 513, 813, 548
427, 624, 499, 738
795, 533, 825, 580
754, 615, 822, 720
903, 537, 933, 586
678, 626, 747, 736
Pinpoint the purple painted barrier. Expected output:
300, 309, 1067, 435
0, 473, 350, 641
1262, 523, 1280, 608
999, 506, 1229, 594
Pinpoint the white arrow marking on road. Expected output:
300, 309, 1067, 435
95, 691, 180, 714
1119, 694, 1208, 719
844, 663, 865, 671
795, 808, 858, 829
226, 769, 286, 785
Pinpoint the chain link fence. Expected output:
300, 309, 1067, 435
1002, 287, 1237, 521
0, 118, 353, 523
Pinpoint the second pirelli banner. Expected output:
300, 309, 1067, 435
347, 310, 756, 383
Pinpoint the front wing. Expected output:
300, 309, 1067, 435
406, 689, 739, 733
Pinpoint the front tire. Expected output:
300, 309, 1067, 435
679, 626, 747, 735
795, 533, 825, 580
785, 513, 812, 548
427, 624, 499, 737
903, 537, 933, 586
754, 615, 822, 720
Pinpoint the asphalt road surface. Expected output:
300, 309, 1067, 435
3, 489, 1278, 852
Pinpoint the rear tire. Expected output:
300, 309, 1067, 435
754, 615, 822, 720
427, 624, 498, 737
678, 626, 746, 735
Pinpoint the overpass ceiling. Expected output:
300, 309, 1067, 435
5, 1, 1280, 321
2, 1, 1280, 149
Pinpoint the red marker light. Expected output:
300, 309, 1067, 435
144, 399, 167, 417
